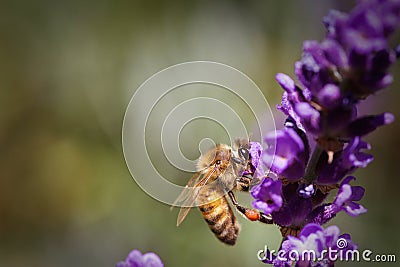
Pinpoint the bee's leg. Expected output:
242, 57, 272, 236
235, 176, 263, 192
228, 191, 273, 224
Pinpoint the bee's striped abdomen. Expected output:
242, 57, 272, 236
198, 190, 240, 245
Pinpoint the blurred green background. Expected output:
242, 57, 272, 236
1, 0, 399, 266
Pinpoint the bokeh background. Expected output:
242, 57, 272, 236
1, 0, 399, 266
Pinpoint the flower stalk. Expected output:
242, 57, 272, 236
303, 145, 323, 184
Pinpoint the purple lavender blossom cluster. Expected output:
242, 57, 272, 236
268, 223, 358, 266
116, 249, 164, 267
250, 0, 399, 266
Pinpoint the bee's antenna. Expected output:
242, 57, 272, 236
248, 133, 253, 143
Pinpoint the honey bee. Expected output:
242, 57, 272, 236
171, 140, 273, 245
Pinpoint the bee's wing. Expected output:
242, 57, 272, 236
170, 172, 202, 209
173, 167, 217, 226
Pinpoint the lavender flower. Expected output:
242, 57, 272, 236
277, 0, 398, 140
251, 177, 283, 214
262, 127, 308, 181
272, 182, 313, 229
345, 112, 395, 137
276, 73, 311, 132
116, 249, 164, 267
272, 224, 357, 266
325, 176, 367, 217
249, 141, 265, 178
316, 137, 374, 185
251, 1, 398, 266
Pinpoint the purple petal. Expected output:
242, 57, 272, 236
277, 92, 291, 116
263, 128, 307, 180
322, 225, 341, 248
345, 30, 387, 54
277, 93, 306, 131
272, 129, 304, 161
346, 112, 394, 137
380, 1, 400, 36
349, 185, 365, 201
142, 252, 164, 267
284, 224, 357, 265
300, 223, 323, 238
285, 223, 325, 254
249, 142, 265, 177
348, 7, 384, 38
252, 200, 276, 215
334, 184, 352, 207
251, 178, 283, 214
323, 10, 348, 39
117, 250, 164, 267
321, 39, 348, 68
126, 250, 144, 267
276, 73, 296, 93
253, 166, 265, 179
317, 84, 342, 109
294, 102, 321, 134
341, 137, 374, 171
269, 156, 289, 173
372, 73, 394, 89
303, 40, 331, 68
349, 152, 374, 168
249, 142, 262, 166
344, 202, 368, 216
331, 176, 367, 217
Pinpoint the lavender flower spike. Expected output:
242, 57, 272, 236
116, 249, 164, 267
254, 1, 397, 265
276, 0, 399, 139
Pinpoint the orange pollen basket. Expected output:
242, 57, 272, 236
245, 210, 260, 221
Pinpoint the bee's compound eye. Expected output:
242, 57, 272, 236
239, 148, 249, 159
215, 160, 221, 165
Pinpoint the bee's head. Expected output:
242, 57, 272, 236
232, 139, 250, 163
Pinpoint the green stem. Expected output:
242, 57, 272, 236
303, 145, 323, 184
